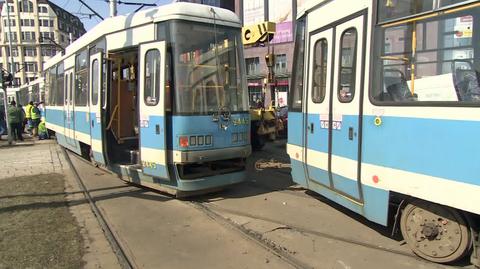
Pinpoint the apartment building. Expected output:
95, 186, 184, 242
0, 0, 86, 86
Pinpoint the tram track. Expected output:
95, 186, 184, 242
62, 149, 135, 269
64, 148, 458, 269
197, 202, 419, 259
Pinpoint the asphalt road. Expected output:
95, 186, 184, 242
68, 140, 470, 269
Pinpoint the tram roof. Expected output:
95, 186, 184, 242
296, 0, 334, 19
45, 2, 241, 70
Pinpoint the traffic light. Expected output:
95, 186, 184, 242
1, 71, 13, 88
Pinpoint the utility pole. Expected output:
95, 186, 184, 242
5, 2, 16, 145
110, 0, 117, 17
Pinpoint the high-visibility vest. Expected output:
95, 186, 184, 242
25, 104, 33, 119
31, 106, 41, 120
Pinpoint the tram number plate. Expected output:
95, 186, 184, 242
320, 120, 342, 130
142, 161, 157, 169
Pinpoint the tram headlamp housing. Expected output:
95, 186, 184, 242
179, 136, 189, 148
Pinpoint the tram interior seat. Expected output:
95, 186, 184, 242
453, 69, 480, 101
382, 69, 417, 102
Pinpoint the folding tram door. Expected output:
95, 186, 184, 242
138, 41, 169, 179
305, 13, 366, 201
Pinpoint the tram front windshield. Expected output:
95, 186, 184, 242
171, 21, 247, 114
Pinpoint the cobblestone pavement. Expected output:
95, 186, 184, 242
0, 140, 64, 179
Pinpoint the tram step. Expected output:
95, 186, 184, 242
129, 150, 139, 165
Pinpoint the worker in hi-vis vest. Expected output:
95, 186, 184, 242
25, 101, 33, 134
30, 102, 41, 137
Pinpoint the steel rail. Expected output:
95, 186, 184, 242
62, 149, 135, 269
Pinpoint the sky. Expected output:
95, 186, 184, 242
50, 0, 173, 31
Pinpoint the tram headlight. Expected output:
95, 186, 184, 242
205, 135, 212, 145
197, 136, 204, 145
179, 136, 189, 148
190, 136, 197, 146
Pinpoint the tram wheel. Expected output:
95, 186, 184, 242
400, 200, 471, 263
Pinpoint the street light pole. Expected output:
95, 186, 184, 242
110, 0, 117, 17
4, 1, 16, 145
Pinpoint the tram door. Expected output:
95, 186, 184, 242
305, 15, 364, 201
89, 53, 106, 164
138, 41, 169, 179
64, 70, 76, 146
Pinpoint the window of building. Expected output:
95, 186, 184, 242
144, 49, 161, 106
5, 32, 17, 42
4, 19, 15, 26
338, 28, 357, 103
274, 54, 287, 74
25, 62, 37, 72
38, 6, 48, 13
7, 47, 19, 57
40, 19, 49, 27
24, 47, 36, 57
75, 49, 88, 106
60, 35, 65, 42
13, 78, 21, 87
21, 31, 36, 41
22, 19, 34, 26
312, 39, 328, 103
8, 5, 14, 13
19, 0, 34, 13
372, 9, 480, 104
245, 57, 260, 75
9, 62, 20, 73
50, 20, 54, 27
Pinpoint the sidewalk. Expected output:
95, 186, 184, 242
0, 140, 119, 268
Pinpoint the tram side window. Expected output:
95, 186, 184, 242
56, 63, 65, 106
312, 39, 328, 103
75, 50, 88, 106
47, 66, 56, 105
91, 59, 99, 106
290, 18, 306, 111
372, 8, 480, 104
377, 0, 434, 23
338, 28, 357, 103
144, 49, 161, 106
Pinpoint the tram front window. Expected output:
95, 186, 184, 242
171, 21, 247, 114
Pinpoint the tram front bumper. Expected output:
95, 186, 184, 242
172, 145, 251, 164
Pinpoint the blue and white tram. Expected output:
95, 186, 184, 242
44, 3, 250, 196
10, 77, 45, 106
288, 0, 480, 264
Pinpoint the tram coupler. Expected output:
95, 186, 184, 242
254, 159, 290, 171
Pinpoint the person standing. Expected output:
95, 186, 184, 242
7, 101, 23, 141
25, 101, 33, 134
30, 102, 41, 137
0, 106, 5, 140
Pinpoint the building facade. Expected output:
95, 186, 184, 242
0, 0, 86, 87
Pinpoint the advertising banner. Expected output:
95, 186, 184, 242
244, 0, 265, 25
268, 0, 293, 43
